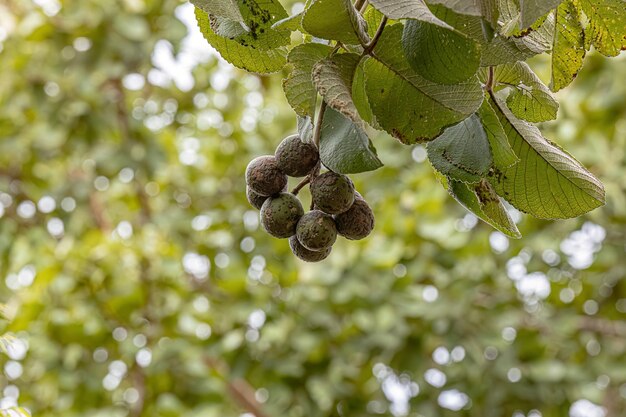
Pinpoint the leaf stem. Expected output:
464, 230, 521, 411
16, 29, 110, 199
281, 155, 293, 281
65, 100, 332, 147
485, 66, 495, 92
363, 16, 388, 54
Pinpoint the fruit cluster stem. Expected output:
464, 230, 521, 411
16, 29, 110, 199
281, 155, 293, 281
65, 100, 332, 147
291, 175, 311, 196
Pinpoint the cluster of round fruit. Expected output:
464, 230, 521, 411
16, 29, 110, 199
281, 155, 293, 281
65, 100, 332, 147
245, 134, 374, 262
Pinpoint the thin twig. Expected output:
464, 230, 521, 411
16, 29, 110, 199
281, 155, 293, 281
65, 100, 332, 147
228, 379, 271, 417
205, 358, 270, 417
363, 16, 388, 54
291, 175, 311, 195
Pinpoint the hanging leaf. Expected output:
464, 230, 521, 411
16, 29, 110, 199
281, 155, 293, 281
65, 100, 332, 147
551, 1, 586, 91
313, 53, 363, 126
402, 19, 481, 85
272, 12, 304, 31
427, 114, 492, 183
298, 116, 314, 144
351, 60, 378, 128
427, 0, 499, 27
195, 8, 287, 74
428, 5, 546, 66
489, 97, 605, 219
283, 43, 333, 118
209, 15, 248, 38
369, 0, 452, 29
478, 98, 519, 170
302, 0, 370, 45
448, 179, 522, 238
519, 0, 563, 29
362, 25, 484, 143
319, 107, 383, 174
191, 0, 244, 22
494, 62, 559, 123
578, 0, 626, 57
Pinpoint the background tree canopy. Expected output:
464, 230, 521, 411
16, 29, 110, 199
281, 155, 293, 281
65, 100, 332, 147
0, 1, 625, 417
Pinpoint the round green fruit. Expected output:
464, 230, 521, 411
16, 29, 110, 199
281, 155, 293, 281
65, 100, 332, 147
246, 186, 268, 210
289, 236, 332, 262
311, 171, 355, 214
260, 193, 304, 238
246, 155, 287, 197
334, 196, 374, 240
296, 210, 337, 251
275, 134, 319, 177
247, 183, 287, 210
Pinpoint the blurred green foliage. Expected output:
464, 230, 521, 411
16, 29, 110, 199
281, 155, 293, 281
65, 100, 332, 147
0, 1, 625, 417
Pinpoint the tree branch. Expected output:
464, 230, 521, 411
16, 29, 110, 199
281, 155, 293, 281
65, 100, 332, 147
363, 16, 388, 54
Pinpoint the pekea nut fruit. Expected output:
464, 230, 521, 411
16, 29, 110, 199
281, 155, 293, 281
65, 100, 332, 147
334, 195, 375, 240
260, 193, 304, 238
246, 155, 288, 197
275, 134, 319, 177
311, 171, 355, 215
289, 236, 332, 262
296, 210, 337, 251
246, 186, 268, 210
246, 183, 288, 210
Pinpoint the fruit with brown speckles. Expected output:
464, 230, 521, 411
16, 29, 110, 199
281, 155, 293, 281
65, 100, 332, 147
275, 134, 319, 177
289, 236, 332, 262
311, 171, 355, 214
246, 155, 287, 197
260, 193, 304, 238
296, 210, 337, 251
334, 195, 374, 240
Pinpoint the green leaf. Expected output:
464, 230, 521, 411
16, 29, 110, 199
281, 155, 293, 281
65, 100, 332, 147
494, 62, 559, 123
578, 0, 626, 57
498, 0, 555, 52
369, 0, 453, 29
489, 97, 605, 219
195, 8, 287, 74
363, 24, 484, 143
298, 116, 314, 144
426, 0, 482, 16
427, 0, 499, 26
319, 107, 383, 174
551, 1, 586, 91
283, 43, 333, 118
313, 53, 363, 126
209, 15, 248, 38
363, 5, 389, 38
302, 0, 370, 45
272, 12, 304, 31
519, 0, 563, 29
427, 114, 492, 183
449, 179, 522, 238
191, 0, 244, 22
402, 19, 481, 85
478, 98, 519, 170
231, 0, 290, 51
352, 61, 379, 127
201, 0, 291, 51
428, 5, 544, 66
